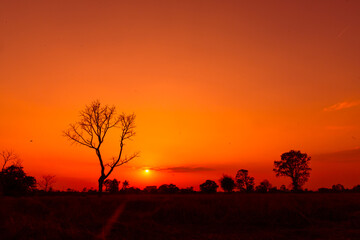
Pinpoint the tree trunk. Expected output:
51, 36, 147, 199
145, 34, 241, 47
292, 178, 299, 192
98, 176, 104, 195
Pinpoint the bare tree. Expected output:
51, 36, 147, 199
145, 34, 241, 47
64, 100, 138, 193
122, 180, 129, 190
273, 150, 311, 191
1, 150, 21, 171
38, 175, 56, 192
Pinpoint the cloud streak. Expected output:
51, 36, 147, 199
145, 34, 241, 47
160, 166, 215, 173
324, 100, 360, 112
313, 147, 360, 163
142, 166, 215, 173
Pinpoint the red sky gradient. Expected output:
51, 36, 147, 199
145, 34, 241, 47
1, 1, 360, 191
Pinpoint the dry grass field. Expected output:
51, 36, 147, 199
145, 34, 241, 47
1, 193, 360, 239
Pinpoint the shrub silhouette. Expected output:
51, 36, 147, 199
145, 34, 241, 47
180, 187, 195, 193
200, 180, 218, 193
124, 187, 141, 194
255, 179, 272, 193
352, 185, 360, 192
220, 175, 235, 192
0, 165, 36, 196
144, 186, 158, 193
280, 185, 288, 192
332, 184, 345, 192
158, 184, 179, 193
318, 187, 331, 193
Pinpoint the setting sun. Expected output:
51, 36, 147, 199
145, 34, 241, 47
145, 169, 150, 173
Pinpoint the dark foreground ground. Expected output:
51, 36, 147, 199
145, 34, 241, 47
1, 193, 360, 240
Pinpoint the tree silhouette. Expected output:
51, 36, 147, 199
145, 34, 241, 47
0, 165, 36, 196
64, 100, 138, 193
235, 169, 255, 192
220, 175, 235, 192
180, 187, 195, 193
38, 175, 56, 192
122, 180, 129, 191
1, 150, 21, 171
255, 179, 272, 193
144, 186, 157, 193
158, 184, 179, 193
200, 180, 218, 193
332, 184, 345, 192
273, 150, 311, 191
352, 185, 360, 192
104, 179, 119, 193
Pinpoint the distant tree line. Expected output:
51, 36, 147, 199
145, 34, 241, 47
2, 149, 360, 196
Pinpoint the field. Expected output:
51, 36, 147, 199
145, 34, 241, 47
1, 193, 360, 239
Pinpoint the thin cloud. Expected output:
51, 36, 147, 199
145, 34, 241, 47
313, 147, 360, 163
160, 166, 215, 173
324, 101, 360, 112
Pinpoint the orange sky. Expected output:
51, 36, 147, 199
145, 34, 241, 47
1, 0, 360, 191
